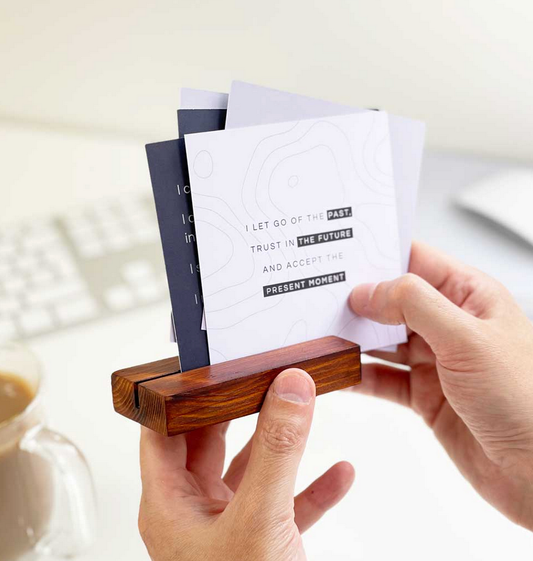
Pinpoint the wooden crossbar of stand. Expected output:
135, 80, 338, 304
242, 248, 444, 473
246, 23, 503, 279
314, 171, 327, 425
112, 336, 361, 436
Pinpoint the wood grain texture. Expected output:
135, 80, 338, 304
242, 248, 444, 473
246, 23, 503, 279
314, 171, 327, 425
112, 336, 360, 436
111, 356, 181, 434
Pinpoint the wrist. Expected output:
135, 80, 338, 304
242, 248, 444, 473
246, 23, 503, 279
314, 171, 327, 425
492, 450, 533, 532
517, 455, 533, 531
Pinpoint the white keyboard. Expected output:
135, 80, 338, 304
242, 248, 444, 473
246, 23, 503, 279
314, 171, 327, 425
0, 194, 168, 342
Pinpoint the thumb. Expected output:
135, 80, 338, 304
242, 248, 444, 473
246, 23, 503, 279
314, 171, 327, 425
350, 273, 477, 354
232, 368, 316, 518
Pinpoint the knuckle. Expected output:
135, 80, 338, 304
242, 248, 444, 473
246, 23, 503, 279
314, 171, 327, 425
382, 275, 423, 322
450, 271, 495, 306
260, 418, 305, 454
394, 273, 422, 301
488, 277, 515, 304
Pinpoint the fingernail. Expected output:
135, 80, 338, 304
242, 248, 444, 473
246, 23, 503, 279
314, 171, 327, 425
350, 283, 377, 312
273, 369, 314, 404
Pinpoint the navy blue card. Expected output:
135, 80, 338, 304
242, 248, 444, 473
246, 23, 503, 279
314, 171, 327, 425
146, 109, 225, 371
177, 109, 227, 137
146, 139, 209, 371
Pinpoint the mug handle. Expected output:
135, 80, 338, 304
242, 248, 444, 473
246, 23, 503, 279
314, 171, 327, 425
19, 425, 97, 558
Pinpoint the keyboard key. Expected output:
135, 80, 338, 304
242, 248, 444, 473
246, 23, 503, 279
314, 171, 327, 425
107, 233, 131, 252
68, 225, 99, 245
0, 296, 21, 315
123, 260, 153, 284
14, 254, 39, 272
0, 242, 16, 261
44, 250, 78, 277
134, 282, 161, 303
55, 260, 78, 278
135, 224, 159, 244
23, 228, 60, 250
0, 319, 17, 342
19, 308, 54, 335
55, 296, 98, 325
28, 279, 85, 306
76, 240, 105, 259
44, 247, 73, 267
31, 269, 56, 286
3, 276, 25, 294
0, 261, 13, 277
105, 285, 135, 311
0, 225, 21, 241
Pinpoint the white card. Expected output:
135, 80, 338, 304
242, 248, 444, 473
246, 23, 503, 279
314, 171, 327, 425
226, 81, 425, 274
178, 87, 228, 333
186, 112, 406, 364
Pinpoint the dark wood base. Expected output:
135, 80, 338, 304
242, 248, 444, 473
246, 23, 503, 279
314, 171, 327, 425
112, 336, 361, 436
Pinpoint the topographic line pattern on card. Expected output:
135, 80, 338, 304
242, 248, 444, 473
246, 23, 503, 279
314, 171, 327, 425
186, 112, 405, 364
226, 80, 425, 275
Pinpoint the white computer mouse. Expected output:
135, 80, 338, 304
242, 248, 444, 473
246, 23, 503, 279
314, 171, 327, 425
456, 168, 533, 247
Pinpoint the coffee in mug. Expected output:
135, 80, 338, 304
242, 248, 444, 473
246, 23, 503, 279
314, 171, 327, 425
0, 344, 96, 561
0, 372, 54, 561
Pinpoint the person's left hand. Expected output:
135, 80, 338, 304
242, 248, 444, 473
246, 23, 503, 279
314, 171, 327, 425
138, 368, 355, 561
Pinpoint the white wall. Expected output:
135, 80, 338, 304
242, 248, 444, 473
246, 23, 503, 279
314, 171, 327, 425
0, 0, 532, 161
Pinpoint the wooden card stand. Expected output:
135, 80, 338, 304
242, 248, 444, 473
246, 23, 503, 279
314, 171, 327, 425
112, 336, 361, 436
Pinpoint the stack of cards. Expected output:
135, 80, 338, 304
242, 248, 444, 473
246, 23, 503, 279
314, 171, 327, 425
146, 82, 425, 371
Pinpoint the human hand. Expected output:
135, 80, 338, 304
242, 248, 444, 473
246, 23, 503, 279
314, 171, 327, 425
350, 241, 533, 531
138, 368, 355, 561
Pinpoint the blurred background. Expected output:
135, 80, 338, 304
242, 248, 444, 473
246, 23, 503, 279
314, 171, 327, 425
1, 0, 533, 159
0, 1, 532, 560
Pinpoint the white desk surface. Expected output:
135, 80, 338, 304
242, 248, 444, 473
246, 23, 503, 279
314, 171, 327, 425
2, 124, 532, 560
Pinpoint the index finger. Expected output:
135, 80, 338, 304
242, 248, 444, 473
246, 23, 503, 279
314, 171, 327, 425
140, 427, 187, 487
409, 241, 470, 289
409, 241, 513, 316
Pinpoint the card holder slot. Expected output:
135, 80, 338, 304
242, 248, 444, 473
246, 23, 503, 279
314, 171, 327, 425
112, 336, 361, 436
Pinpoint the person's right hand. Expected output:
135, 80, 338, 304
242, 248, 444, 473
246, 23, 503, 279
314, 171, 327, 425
350, 241, 533, 531
138, 368, 354, 561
